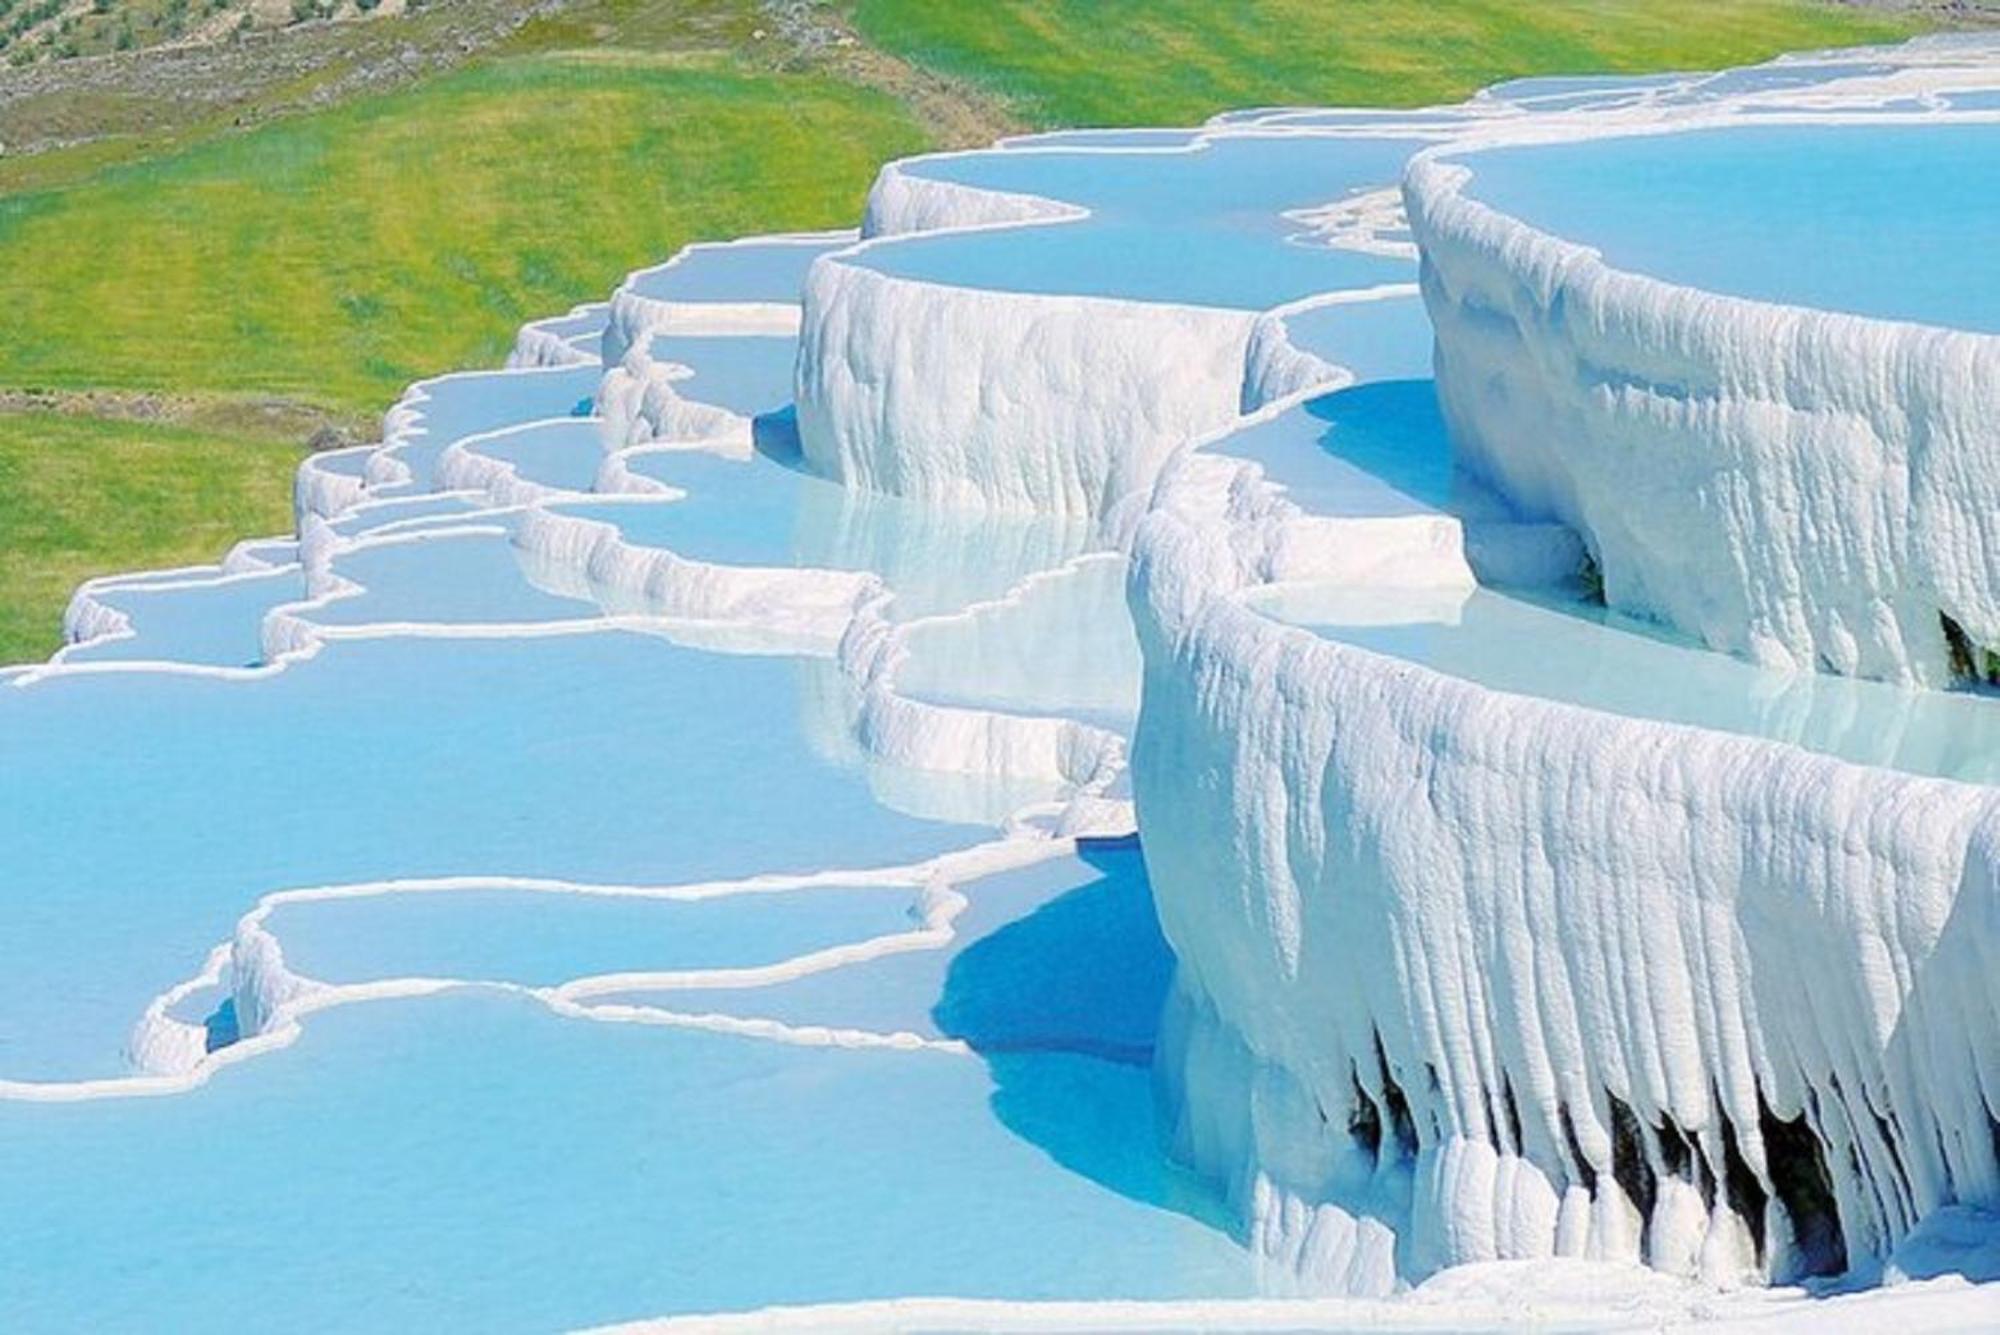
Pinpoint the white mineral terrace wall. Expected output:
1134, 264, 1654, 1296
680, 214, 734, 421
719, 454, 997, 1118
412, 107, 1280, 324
796, 164, 1257, 522
1128, 443, 2000, 1296
789, 106, 2000, 1298
1405, 151, 2000, 688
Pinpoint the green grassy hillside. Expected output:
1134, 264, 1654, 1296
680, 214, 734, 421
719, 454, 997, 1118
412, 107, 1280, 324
852, 0, 1918, 126
0, 54, 925, 409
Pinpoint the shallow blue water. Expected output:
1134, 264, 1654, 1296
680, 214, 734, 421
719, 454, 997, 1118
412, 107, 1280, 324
325, 492, 493, 539
1218, 380, 1456, 517
1691, 60, 1900, 99
0, 632, 981, 1081
307, 528, 599, 628
898, 135, 1428, 215
627, 236, 847, 304
552, 446, 1094, 618
267, 883, 927, 987
1458, 122, 2000, 332
893, 555, 1142, 732
384, 364, 600, 491
456, 417, 607, 493
866, 219, 1414, 309
231, 538, 298, 566
642, 332, 799, 416
16, 45, 1997, 1328
1277, 293, 1436, 385
642, 841, 1169, 1053
521, 303, 608, 346
64, 567, 302, 668
1278, 586, 2000, 783
863, 136, 1427, 307
0, 984, 1249, 1332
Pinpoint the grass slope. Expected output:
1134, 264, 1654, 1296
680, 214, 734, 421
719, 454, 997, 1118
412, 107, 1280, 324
851, 0, 1920, 126
0, 53, 924, 410
0, 411, 301, 658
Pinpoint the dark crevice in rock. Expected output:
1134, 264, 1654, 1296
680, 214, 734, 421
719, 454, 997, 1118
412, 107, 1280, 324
1762, 1097, 1848, 1279
1559, 1101, 1598, 1195
1719, 1107, 1771, 1258
1499, 1073, 1524, 1156
1941, 611, 2000, 685
1608, 1094, 1659, 1252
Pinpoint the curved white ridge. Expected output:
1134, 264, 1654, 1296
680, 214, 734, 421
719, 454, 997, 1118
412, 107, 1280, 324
597, 350, 759, 452
1241, 300, 1358, 413
861, 156, 1082, 239
507, 300, 606, 368
797, 255, 1256, 519
601, 286, 799, 364
433, 421, 590, 509
837, 573, 1131, 817
293, 443, 375, 524
600, 232, 849, 365
11, 226, 1149, 1098
60, 584, 134, 652
783, 36, 2000, 1303
1406, 150, 2000, 687
511, 497, 877, 651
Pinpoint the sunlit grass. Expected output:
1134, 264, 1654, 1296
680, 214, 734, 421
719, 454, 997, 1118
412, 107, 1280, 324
0, 53, 925, 413
0, 411, 302, 662
852, 0, 1920, 127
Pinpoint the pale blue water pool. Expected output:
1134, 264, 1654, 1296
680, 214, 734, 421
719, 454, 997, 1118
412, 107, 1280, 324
1218, 379, 1456, 517
382, 364, 600, 491
627, 235, 847, 304
0, 985, 1250, 1332
325, 492, 493, 538
892, 554, 1143, 732
521, 303, 608, 344
0, 632, 983, 1082
642, 331, 798, 416
306, 528, 600, 628
1691, 60, 1900, 99
15, 41, 1999, 1329
454, 417, 608, 493
265, 882, 928, 987
1456, 122, 2000, 332
862, 136, 1428, 307
63, 566, 303, 668
635, 843, 1161, 1044
1275, 292, 1436, 386
1276, 586, 2000, 784
551, 445, 1096, 618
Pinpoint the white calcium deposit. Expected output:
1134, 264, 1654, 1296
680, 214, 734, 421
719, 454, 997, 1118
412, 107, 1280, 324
783, 33, 2000, 1309
1407, 152, 2000, 686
